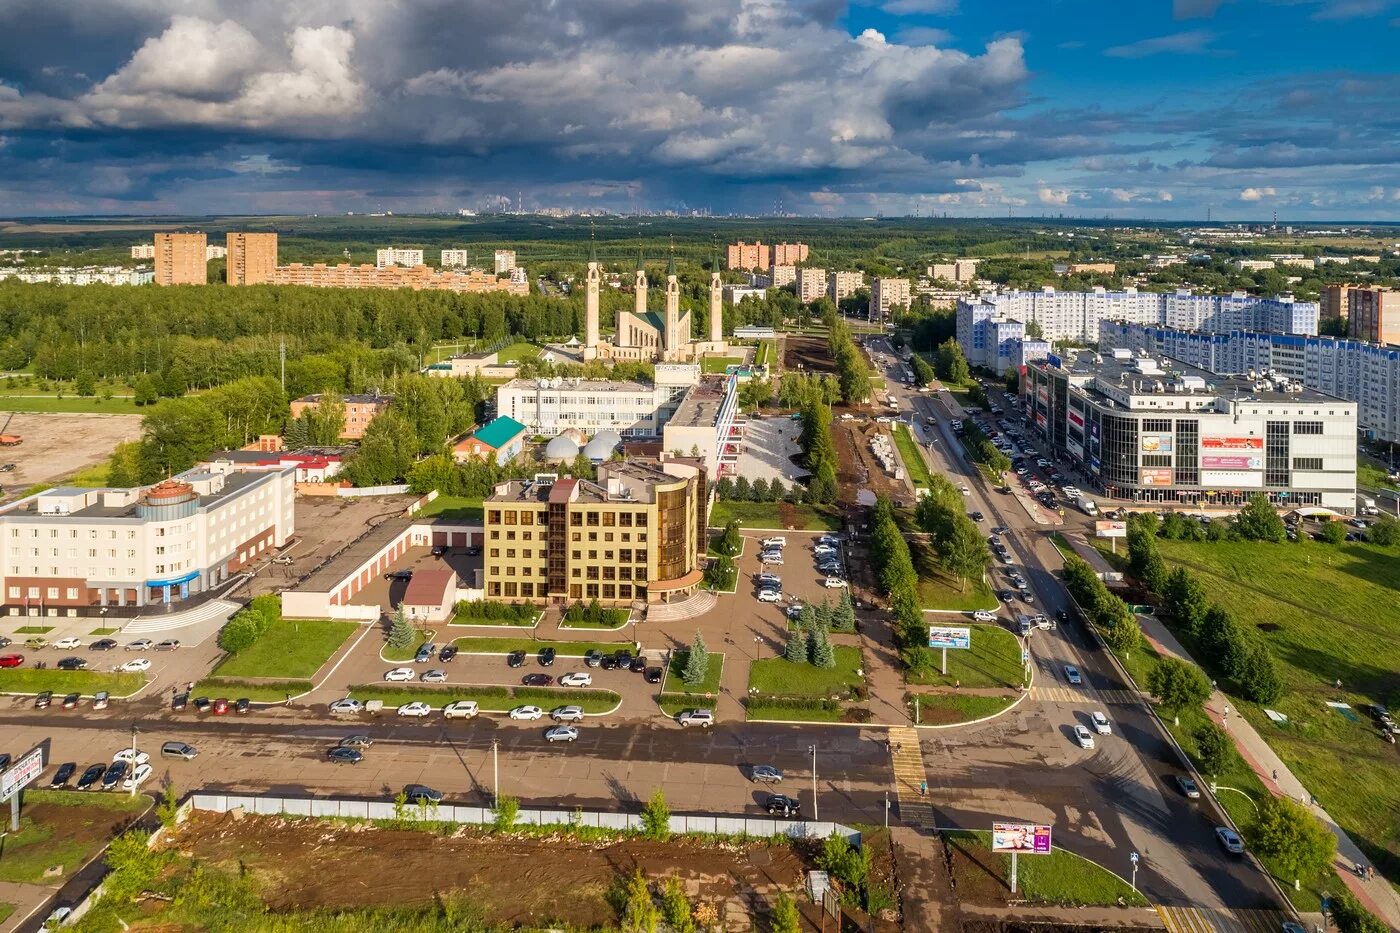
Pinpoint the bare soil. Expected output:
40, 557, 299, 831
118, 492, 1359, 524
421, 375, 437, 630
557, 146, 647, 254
163, 811, 813, 929
783, 335, 837, 374
0, 412, 140, 496
834, 419, 909, 508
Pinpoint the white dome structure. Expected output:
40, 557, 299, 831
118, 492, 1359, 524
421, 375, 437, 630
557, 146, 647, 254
583, 430, 622, 462
543, 433, 580, 461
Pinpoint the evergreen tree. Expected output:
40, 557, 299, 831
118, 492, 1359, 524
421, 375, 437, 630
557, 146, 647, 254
733, 475, 751, 501
682, 632, 710, 686
812, 598, 833, 633
833, 589, 856, 631
809, 626, 836, 668
784, 627, 807, 663
387, 607, 414, 649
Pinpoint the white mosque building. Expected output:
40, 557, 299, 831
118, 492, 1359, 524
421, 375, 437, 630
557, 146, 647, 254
582, 246, 728, 363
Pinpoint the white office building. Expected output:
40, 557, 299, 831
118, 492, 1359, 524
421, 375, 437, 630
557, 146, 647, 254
376, 247, 424, 268
496, 364, 699, 437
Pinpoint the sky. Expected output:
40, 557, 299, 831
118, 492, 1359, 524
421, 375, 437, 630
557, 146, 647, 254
0, 0, 1397, 220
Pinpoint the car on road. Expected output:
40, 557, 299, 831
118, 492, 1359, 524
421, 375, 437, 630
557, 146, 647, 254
1072, 725, 1096, 749
972, 610, 996, 622
551, 705, 585, 722
101, 761, 128, 790
822, 577, 848, 588
34, 690, 52, 709
90, 638, 117, 651
538, 647, 556, 666
1174, 775, 1201, 799
0, 654, 23, 668
1215, 826, 1245, 854
757, 588, 781, 603
545, 725, 580, 743
56, 656, 88, 670
329, 698, 363, 714
326, 746, 363, 765
645, 666, 663, 684
53, 636, 82, 650
384, 667, 415, 682
509, 705, 544, 720
125, 639, 154, 652
62, 692, 80, 709
50, 762, 76, 787
120, 657, 151, 673
443, 700, 479, 719
969, 511, 984, 522
420, 669, 448, 684
337, 735, 373, 749
765, 794, 801, 817
76, 763, 105, 790
677, 709, 714, 728
1062, 665, 1082, 686
560, 672, 593, 687
414, 643, 435, 664
155, 639, 180, 651
751, 765, 784, 783
507, 650, 527, 668
958, 484, 970, 496
522, 673, 553, 687
397, 702, 432, 717
439, 645, 458, 663
122, 763, 153, 790
405, 784, 443, 805
1090, 711, 1111, 735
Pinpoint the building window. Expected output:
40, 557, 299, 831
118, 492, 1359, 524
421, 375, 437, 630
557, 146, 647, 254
572, 532, 581, 542
6, 586, 17, 598
488, 510, 501, 524
488, 582, 501, 596
603, 584, 616, 600
490, 548, 500, 558
520, 583, 534, 597
1292, 457, 1323, 471
587, 512, 599, 526
1292, 421, 1323, 435
503, 510, 517, 525
46, 587, 59, 599
635, 513, 648, 527
570, 513, 582, 527
586, 584, 599, 598
602, 512, 615, 527
570, 584, 582, 599
66, 587, 78, 599
618, 512, 633, 527
504, 582, 517, 597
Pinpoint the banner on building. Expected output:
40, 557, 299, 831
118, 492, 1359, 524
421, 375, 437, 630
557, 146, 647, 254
1068, 410, 1084, 428
1201, 436, 1264, 451
1201, 455, 1263, 470
1141, 434, 1174, 454
1139, 468, 1174, 486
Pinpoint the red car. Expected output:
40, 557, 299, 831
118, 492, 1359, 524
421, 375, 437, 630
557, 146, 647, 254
0, 654, 23, 668
212, 698, 229, 715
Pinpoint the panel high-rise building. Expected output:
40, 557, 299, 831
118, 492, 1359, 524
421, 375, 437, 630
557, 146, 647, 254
1348, 288, 1400, 346
1319, 284, 1353, 327
226, 233, 279, 286
494, 250, 517, 274
727, 241, 771, 271
772, 242, 809, 265
376, 247, 424, 268
795, 267, 827, 304
153, 233, 208, 286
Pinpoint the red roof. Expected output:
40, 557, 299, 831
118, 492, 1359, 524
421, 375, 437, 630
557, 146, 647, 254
402, 568, 456, 605
548, 478, 577, 504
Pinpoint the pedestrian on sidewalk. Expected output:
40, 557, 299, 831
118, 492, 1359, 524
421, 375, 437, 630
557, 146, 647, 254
954, 680, 961, 690
920, 781, 927, 797
1272, 769, 1278, 782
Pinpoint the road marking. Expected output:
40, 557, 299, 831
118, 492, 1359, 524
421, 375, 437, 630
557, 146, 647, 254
1157, 906, 1294, 933
887, 726, 934, 827
1030, 686, 1138, 705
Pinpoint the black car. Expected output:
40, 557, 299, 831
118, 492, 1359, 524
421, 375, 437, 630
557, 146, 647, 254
404, 784, 443, 805
76, 763, 105, 790
506, 650, 527, 668
439, 645, 458, 663
193, 696, 212, 713
327, 746, 363, 765
465, 546, 482, 557
172, 692, 189, 711
600, 655, 618, 670
34, 690, 52, 709
613, 649, 633, 667
0, 636, 9, 648
538, 647, 556, 667
431, 545, 447, 557
1055, 609, 1069, 625
629, 656, 647, 674
50, 762, 76, 787
584, 650, 603, 668
56, 656, 87, 671
386, 570, 413, 581
90, 638, 117, 651
234, 698, 251, 714
62, 692, 80, 709
766, 794, 801, 817
522, 673, 553, 687
645, 666, 663, 684
969, 511, 985, 522
101, 761, 128, 790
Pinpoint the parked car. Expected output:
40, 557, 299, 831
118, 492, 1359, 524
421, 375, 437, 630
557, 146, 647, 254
551, 705, 585, 722
822, 578, 848, 588
1072, 725, 1096, 749
757, 588, 781, 603
53, 636, 82, 650
124, 639, 154, 652
756, 572, 781, 588
212, 698, 230, 715
538, 647, 556, 667
329, 698, 363, 714
438, 645, 459, 663
76, 763, 105, 790
112, 751, 151, 770
813, 544, 837, 557
397, 702, 432, 717
122, 763, 153, 790
235, 697, 250, 714
171, 693, 189, 712
193, 696, 212, 713
507, 650, 527, 668
431, 545, 448, 557
56, 656, 88, 671
420, 669, 448, 684
100, 761, 128, 790
386, 570, 413, 581
1090, 711, 1112, 735
785, 605, 805, 620
760, 537, 786, 549
629, 656, 647, 674
766, 794, 801, 817
326, 746, 363, 765
405, 784, 443, 805
677, 709, 714, 728
751, 765, 784, 783
560, 672, 592, 687
414, 643, 435, 664
61, 692, 80, 709
1062, 665, 1082, 686
155, 639, 180, 651
645, 666, 663, 684
1174, 775, 1201, 799
50, 762, 76, 787
1215, 826, 1245, 855
522, 673, 553, 687
0, 654, 23, 668
599, 655, 618, 670
972, 610, 996, 623
34, 690, 52, 709
384, 667, 415, 682
545, 725, 580, 743
90, 638, 117, 651
92, 691, 109, 710
509, 705, 544, 721
120, 657, 151, 673
443, 700, 479, 719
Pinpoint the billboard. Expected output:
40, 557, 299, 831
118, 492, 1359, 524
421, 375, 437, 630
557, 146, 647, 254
1068, 410, 1084, 428
928, 626, 972, 649
1046, 353, 1062, 369
991, 822, 1053, 854
1139, 468, 1174, 486
0, 747, 44, 801
1202, 436, 1264, 451
1095, 521, 1128, 538
1067, 439, 1084, 459
1202, 455, 1262, 470
1141, 434, 1174, 454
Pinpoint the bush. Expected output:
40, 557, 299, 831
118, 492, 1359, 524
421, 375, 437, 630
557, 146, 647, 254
1365, 514, 1400, 546
455, 601, 537, 623
640, 789, 671, 841
769, 893, 801, 933
493, 794, 519, 831
563, 599, 629, 627
1252, 796, 1337, 884
1320, 520, 1347, 545
660, 878, 694, 933
1235, 493, 1286, 542
1330, 890, 1389, 933
622, 870, 659, 933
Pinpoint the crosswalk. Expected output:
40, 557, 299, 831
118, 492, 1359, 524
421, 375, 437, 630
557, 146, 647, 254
887, 726, 934, 827
1157, 906, 1297, 933
1030, 685, 1139, 705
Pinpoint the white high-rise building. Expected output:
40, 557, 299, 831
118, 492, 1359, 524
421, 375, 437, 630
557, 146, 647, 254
494, 250, 517, 274
376, 247, 424, 268
441, 249, 472, 268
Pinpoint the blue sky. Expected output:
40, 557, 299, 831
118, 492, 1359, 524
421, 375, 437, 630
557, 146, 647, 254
0, 0, 1396, 219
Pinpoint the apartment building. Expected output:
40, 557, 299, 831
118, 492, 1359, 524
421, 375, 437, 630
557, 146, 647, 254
1234, 259, 1277, 272
130, 244, 155, 259
205, 245, 227, 260
494, 249, 517, 274
1319, 284, 1354, 327
722, 285, 767, 305
226, 232, 279, 286
929, 259, 980, 283
870, 277, 912, 321
795, 267, 827, 304
771, 265, 797, 288
289, 393, 393, 441
495, 365, 698, 437
482, 457, 706, 606
772, 242, 810, 265
0, 266, 153, 286
0, 463, 295, 615
1054, 262, 1116, 275
440, 249, 471, 268
1348, 287, 1400, 345
727, 241, 771, 271
154, 233, 208, 286
1022, 349, 1356, 511
269, 263, 529, 294
828, 270, 864, 302
376, 247, 424, 268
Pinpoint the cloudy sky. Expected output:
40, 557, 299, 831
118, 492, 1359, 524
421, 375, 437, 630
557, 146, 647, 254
0, 0, 1397, 219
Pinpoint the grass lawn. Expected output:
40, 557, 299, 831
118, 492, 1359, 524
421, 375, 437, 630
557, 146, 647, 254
383, 629, 430, 663
907, 692, 1016, 725
415, 495, 484, 524
660, 696, 717, 717
749, 645, 863, 698
893, 424, 932, 489
0, 789, 149, 885
0, 395, 144, 415
706, 530, 746, 558
662, 651, 724, 696
0, 905, 12, 925
0, 670, 145, 697
15, 625, 53, 634
346, 684, 621, 714
701, 356, 745, 374
911, 540, 997, 611
1154, 536, 1400, 884
756, 340, 776, 367
746, 701, 848, 722
211, 619, 357, 680
1357, 454, 1398, 491
944, 830, 1147, 907
452, 636, 632, 656
88, 627, 120, 636
193, 678, 314, 702
708, 500, 843, 531
68, 461, 113, 486
495, 341, 542, 363
906, 624, 1024, 689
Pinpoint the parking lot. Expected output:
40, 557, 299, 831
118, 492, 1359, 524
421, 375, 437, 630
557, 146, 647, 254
734, 414, 806, 485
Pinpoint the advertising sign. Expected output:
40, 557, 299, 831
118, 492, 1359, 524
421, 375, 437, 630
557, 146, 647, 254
0, 747, 44, 801
1202, 436, 1263, 451
1202, 455, 1263, 470
928, 626, 972, 650
1067, 440, 1084, 459
1047, 353, 1062, 369
1068, 410, 1084, 428
1139, 468, 1174, 486
1095, 521, 1128, 538
1141, 434, 1174, 454
1037, 387, 1049, 405
991, 823, 1053, 854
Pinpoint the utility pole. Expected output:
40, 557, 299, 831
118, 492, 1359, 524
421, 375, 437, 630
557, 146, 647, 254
492, 739, 499, 808
129, 723, 139, 798
279, 338, 286, 392
809, 744, 818, 821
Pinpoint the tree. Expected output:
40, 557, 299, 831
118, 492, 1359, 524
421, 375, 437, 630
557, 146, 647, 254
387, 607, 415, 650
1193, 722, 1234, 776
941, 516, 989, 592
1365, 513, 1400, 546
1104, 611, 1143, 656
785, 627, 807, 663
1205, 518, 1234, 541
910, 354, 935, 387
809, 626, 836, 668
1003, 367, 1019, 396
492, 793, 519, 830
1235, 493, 1286, 542
136, 397, 223, 482
733, 475, 751, 502
1163, 567, 1209, 637
133, 373, 159, 406
704, 554, 737, 591
833, 589, 856, 632
751, 477, 771, 502
1252, 796, 1337, 886
1320, 519, 1347, 545
1146, 656, 1211, 714
1330, 891, 1390, 933
217, 613, 260, 654
344, 410, 419, 486
818, 832, 871, 894
74, 370, 95, 396
660, 878, 694, 933
682, 632, 710, 686
934, 338, 970, 384
1235, 642, 1283, 704
622, 870, 659, 933
641, 788, 671, 840
304, 391, 348, 446
769, 893, 801, 933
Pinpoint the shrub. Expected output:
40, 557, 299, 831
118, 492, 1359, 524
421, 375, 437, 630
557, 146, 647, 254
770, 893, 801, 933
217, 614, 259, 654
493, 794, 519, 831
640, 789, 671, 841
454, 601, 537, 623
562, 599, 629, 627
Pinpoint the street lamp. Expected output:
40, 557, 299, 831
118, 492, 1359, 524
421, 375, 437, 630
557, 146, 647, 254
809, 744, 818, 821
128, 722, 139, 797
492, 739, 500, 809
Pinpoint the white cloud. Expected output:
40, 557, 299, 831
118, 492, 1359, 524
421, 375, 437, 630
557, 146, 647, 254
1104, 29, 1217, 58
1239, 186, 1276, 201
1038, 186, 1071, 205
1159, 190, 1174, 201
96, 16, 263, 97
230, 154, 298, 175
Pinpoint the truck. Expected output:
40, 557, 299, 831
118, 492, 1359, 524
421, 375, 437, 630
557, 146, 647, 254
1358, 494, 1379, 516
1076, 497, 1098, 516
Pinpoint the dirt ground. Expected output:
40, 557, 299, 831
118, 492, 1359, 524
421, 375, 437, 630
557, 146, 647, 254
834, 419, 910, 508
0, 412, 141, 496
783, 335, 837, 374
163, 811, 813, 930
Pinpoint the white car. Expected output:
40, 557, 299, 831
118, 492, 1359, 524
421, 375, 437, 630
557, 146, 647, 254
958, 485, 971, 496
443, 700, 479, 719
384, 667, 415, 682
972, 610, 997, 623
760, 537, 786, 549
1090, 711, 1112, 735
757, 589, 781, 603
397, 701, 432, 717
760, 551, 784, 565
545, 725, 579, 743
52, 636, 82, 650
112, 749, 150, 767
818, 535, 842, 545
822, 577, 848, 588
785, 604, 805, 619
119, 657, 151, 673
121, 762, 152, 790
1063, 665, 1082, 686
559, 672, 593, 687
813, 544, 837, 557
551, 705, 585, 722
509, 705, 544, 720
124, 639, 154, 652
1073, 725, 1096, 749
677, 709, 714, 728
420, 669, 448, 683
329, 698, 363, 714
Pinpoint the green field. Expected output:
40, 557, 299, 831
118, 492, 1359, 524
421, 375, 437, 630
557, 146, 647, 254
662, 651, 724, 696
193, 678, 315, 702
912, 540, 997, 611
1155, 536, 1400, 886
346, 684, 621, 714
906, 624, 1024, 689
383, 629, 430, 662
0, 669, 145, 697
944, 830, 1147, 907
701, 356, 745, 374
1357, 456, 1398, 491
892, 424, 932, 489
15, 625, 53, 634
907, 692, 1016, 724
749, 645, 863, 697
0, 395, 143, 415
415, 495, 484, 523
495, 341, 542, 363
211, 619, 358, 680
0, 790, 149, 885
708, 500, 843, 531
69, 461, 114, 486
452, 636, 632, 656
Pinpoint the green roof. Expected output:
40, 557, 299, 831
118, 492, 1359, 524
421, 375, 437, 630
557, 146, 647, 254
641, 310, 666, 334
470, 415, 528, 450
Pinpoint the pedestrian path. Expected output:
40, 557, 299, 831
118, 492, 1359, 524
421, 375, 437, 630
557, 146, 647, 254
888, 726, 934, 827
1156, 906, 1296, 933
1031, 685, 1138, 704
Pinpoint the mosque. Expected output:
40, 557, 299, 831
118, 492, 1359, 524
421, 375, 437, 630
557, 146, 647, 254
581, 245, 727, 363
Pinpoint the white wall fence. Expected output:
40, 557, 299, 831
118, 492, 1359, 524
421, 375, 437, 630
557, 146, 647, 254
338, 483, 411, 497
189, 793, 861, 844
323, 604, 383, 621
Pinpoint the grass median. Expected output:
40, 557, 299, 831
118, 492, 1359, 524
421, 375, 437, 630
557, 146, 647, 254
383, 629, 430, 662
893, 423, 932, 489
346, 683, 621, 714
662, 651, 723, 696
211, 619, 358, 680
749, 645, 863, 697
452, 636, 632, 657
943, 829, 1147, 907
911, 540, 997, 612
708, 500, 843, 531
906, 624, 1023, 689
906, 691, 1016, 725
0, 669, 145, 697
193, 678, 314, 702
